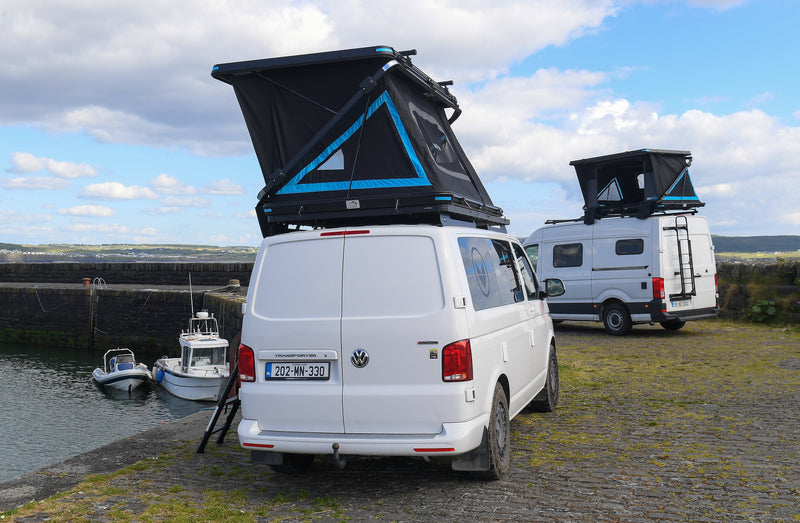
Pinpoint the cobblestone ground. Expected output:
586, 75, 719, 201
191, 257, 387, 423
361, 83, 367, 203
7, 320, 800, 522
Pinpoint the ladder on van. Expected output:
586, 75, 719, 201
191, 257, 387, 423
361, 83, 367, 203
664, 216, 696, 299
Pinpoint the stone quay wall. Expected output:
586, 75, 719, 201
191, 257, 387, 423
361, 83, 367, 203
0, 261, 254, 286
0, 260, 797, 354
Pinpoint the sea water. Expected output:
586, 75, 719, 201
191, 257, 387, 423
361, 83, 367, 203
0, 343, 208, 482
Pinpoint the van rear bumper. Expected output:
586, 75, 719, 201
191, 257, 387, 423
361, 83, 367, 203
237, 414, 489, 457
651, 305, 720, 322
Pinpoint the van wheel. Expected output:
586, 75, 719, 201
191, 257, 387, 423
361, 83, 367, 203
269, 453, 315, 473
473, 383, 511, 480
603, 303, 632, 336
660, 319, 686, 331
531, 344, 559, 412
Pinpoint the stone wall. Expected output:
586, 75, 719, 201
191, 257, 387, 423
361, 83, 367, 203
0, 284, 245, 355
0, 262, 254, 286
716, 260, 800, 323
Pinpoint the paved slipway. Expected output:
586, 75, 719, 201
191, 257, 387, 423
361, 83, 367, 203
2, 320, 799, 522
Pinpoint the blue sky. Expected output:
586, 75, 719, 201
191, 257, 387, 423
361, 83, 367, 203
1, 0, 798, 246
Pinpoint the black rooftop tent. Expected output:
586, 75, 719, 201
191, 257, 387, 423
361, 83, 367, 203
569, 149, 704, 225
212, 45, 507, 236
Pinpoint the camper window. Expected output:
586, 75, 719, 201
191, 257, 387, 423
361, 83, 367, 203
553, 243, 583, 268
615, 239, 644, 255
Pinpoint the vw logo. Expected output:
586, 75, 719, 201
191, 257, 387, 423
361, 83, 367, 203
351, 349, 369, 368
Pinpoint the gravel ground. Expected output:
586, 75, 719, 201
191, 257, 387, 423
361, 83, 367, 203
2, 320, 799, 522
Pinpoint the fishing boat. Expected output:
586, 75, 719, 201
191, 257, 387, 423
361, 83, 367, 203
153, 311, 230, 401
92, 348, 152, 392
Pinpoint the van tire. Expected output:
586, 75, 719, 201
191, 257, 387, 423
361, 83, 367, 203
531, 344, 559, 412
603, 303, 632, 336
269, 453, 315, 473
660, 319, 686, 331
473, 383, 511, 480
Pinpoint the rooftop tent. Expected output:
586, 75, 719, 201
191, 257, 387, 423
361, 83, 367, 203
211, 45, 507, 236
570, 149, 704, 224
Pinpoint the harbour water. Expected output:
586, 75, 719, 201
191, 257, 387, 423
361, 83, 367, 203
0, 342, 209, 483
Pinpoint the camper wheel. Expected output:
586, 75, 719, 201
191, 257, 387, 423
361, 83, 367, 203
660, 319, 686, 331
603, 303, 632, 336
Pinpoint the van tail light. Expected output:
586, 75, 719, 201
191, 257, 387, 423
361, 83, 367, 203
652, 277, 665, 300
442, 340, 473, 382
714, 273, 719, 296
238, 344, 256, 382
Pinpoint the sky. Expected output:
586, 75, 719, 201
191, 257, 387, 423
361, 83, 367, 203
1, 0, 798, 247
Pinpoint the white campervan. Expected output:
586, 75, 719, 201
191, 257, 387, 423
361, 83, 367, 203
523, 213, 719, 335
237, 224, 564, 478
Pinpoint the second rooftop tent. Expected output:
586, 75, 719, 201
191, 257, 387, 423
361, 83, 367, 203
570, 149, 704, 225
212, 45, 508, 236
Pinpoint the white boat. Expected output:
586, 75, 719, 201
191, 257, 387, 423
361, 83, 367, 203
92, 348, 152, 392
153, 311, 230, 401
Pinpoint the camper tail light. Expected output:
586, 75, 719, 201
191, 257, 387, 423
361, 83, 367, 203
238, 344, 256, 382
442, 339, 473, 382
652, 277, 665, 300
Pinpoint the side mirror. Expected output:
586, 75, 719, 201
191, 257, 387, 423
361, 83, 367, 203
544, 278, 565, 298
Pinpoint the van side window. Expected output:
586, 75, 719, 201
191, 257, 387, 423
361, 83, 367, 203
616, 238, 644, 255
524, 244, 538, 268
553, 243, 583, 268
513, 243, 539, 299
458, 237, 521, 311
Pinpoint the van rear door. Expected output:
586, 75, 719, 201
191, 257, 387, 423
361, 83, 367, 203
660, 216, 717, 313
243, 233, 345, 433
340, 229, 463, 435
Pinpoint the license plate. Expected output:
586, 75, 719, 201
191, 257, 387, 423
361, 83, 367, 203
670, 299, 691, 309
265, 362, 330, 380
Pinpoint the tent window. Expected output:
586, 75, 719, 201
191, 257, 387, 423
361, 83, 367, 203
413, 110, 466, 175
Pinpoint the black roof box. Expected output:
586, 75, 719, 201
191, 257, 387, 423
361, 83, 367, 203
570, 149, 704, 224
212, 46, 508, 236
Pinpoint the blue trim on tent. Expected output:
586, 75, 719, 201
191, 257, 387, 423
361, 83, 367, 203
663, 168, 700, 200
276, 91, 431, 195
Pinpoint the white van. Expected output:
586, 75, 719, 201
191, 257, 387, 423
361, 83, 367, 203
237, 224, 564, 479
523, 214, 719, 335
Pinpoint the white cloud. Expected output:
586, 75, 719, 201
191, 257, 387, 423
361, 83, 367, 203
63, 223, 131, 234
7, 152, 96, 178
58, 205, 114, 217
0, 210, 53, 224
0, 0, 618, 156
3, 176, 72, 190
145, 206, 182, 216
160, 196, 211, 207
150, 173, 195, 195
202, 179, 243, 195
79, 182, 158, 200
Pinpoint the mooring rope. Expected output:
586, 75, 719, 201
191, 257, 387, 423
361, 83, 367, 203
33, 284, 48, 312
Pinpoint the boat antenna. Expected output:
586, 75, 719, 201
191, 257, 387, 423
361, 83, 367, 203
189, 273, 194, 318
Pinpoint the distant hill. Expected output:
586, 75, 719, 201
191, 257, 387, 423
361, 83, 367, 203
712, 235, 800, 253
0, 243, 258, 263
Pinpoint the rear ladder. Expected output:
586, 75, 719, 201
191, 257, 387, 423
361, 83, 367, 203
664, 216, 696, 299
